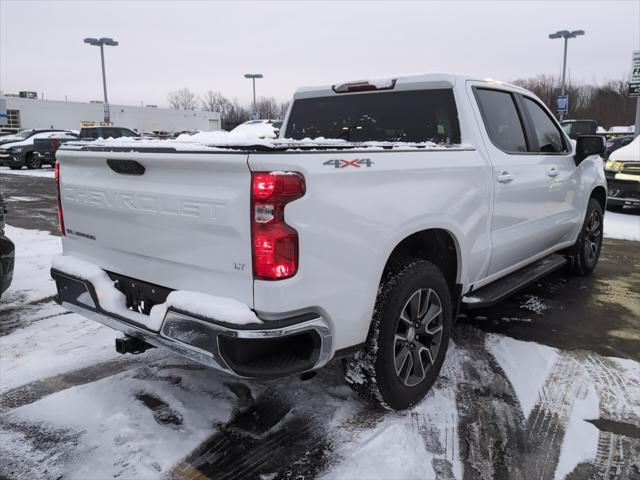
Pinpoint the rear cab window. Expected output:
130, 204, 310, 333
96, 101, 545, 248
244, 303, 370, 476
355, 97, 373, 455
284, 89, 461, 144
474, 88, 528, 153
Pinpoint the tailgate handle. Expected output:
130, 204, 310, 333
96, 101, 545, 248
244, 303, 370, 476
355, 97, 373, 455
107, 159, 145, 176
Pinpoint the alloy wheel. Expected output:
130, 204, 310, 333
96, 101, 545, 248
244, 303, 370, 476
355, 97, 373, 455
394, 288, 444, 387
584, 209, 602, 263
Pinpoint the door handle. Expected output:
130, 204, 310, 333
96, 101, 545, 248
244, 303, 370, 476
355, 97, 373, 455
546, 167, 559, 177
497, 171, 514, 183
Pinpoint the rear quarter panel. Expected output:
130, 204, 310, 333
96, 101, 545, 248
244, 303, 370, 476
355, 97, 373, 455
249, 149, 493, 350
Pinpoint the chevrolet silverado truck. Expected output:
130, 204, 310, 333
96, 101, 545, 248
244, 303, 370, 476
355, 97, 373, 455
51, 74, 607, 410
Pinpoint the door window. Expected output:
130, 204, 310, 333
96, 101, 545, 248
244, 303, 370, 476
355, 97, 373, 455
523, 97, 567, 153
475, 89, 527, 153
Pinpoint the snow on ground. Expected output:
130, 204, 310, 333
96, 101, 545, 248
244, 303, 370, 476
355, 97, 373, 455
0, 225, 60, 305
0, 311, 120, 393
2, 361, 238, 479
603, 210, 640, 241
554, 384, 600, 480
487, 335, 559, 418
0, 165, 55, 178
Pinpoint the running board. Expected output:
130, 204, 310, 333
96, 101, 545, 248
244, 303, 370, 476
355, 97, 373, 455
462, 254, 567, 309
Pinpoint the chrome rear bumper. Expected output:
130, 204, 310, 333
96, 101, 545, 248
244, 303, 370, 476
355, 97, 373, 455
52, 267, 333, 378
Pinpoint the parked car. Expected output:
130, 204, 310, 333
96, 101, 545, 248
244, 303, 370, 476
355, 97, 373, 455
32, 132, 79, 167
0, 128, 63, 147
0, 130, 73, 169
604, 135, 634, 160
0, 128, 20, 138
560, 119, 598, 139
605, 135, 640, 211
51, 73, 606, 410
78, 126, 140, 140
230, 119, 283, 139
0, 191, 15, 300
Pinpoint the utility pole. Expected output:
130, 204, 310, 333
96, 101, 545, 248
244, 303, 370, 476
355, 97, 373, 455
244, 73, 263, 120
549, 30, 585, 121
84, 37, 119, 124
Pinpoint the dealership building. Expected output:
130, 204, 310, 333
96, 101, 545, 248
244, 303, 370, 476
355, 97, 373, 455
0, 95, 222, 132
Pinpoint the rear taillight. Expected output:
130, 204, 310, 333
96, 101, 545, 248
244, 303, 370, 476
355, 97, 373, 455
50, 139, 58, 152
55, 161, 65, 236
251, 172, 305, 280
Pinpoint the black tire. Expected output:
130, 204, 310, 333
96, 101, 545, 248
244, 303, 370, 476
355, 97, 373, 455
566, 198, 604, 276
344, 259, 452, 410
8, 165, 21, 170
606, 203, 624, 213
25, 153, 41, 170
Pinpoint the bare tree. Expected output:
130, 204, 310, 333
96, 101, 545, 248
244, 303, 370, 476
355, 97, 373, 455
278, 100, 291, 119
513, 75, 636, 128
167, 88, 199, 110
255, 96, 279, 119
202, 90, 231, 116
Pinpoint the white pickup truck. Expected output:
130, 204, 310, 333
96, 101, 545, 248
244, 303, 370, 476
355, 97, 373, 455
51, 74, 607, 410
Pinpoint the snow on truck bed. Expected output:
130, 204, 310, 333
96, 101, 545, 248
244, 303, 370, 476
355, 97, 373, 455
59, 131, 474, 153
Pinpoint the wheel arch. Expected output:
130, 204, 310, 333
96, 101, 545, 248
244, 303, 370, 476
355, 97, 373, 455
382, 228, 461, 298
590, 185, 607, 212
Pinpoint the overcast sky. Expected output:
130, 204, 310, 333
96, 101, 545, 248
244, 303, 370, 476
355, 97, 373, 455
1, 0, 639, 108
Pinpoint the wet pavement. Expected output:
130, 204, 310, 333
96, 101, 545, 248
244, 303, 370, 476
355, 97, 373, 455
1, 170, 639, 479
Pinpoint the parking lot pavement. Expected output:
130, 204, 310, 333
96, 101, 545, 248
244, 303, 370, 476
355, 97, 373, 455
1, 169, 58, 234
1, 172, 639, 479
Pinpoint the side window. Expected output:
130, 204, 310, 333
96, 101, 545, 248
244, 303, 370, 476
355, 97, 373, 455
523, 97, 567, 153
82, 129, 97, 139
475, 89, 527, 153
101, 128, 119, 138
119, 129, 138, 137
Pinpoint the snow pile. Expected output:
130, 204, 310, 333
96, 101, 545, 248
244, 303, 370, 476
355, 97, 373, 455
486, 335, 559, 418
604, 211, 640, 241
149, 290, 261, 327
228, 121, 278, 139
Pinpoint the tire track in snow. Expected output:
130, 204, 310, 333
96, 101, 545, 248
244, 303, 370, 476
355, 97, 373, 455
582, 355, 640, 479
451, 325, 527, 480
523, 352, 584, 479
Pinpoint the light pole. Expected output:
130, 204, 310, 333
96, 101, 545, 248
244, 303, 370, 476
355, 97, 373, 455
548, 29, 585, 120
244, 73, 263, 120
84, 37, 119, 124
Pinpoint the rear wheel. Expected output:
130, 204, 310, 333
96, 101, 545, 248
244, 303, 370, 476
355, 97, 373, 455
566, 198, 604, 276
25, 153, 41, 170
344, 259, 452, 410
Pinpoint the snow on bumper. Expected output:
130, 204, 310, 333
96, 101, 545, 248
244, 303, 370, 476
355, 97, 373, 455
51, 254, 333, 378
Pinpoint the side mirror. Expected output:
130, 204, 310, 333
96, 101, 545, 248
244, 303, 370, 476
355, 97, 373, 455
574, 135, 605, 165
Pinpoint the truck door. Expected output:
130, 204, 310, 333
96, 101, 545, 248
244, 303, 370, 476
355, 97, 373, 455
519, 95, 581, 249
472, 86, 553, 276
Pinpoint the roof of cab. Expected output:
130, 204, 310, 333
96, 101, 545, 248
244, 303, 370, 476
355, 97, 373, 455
293, 72, 525, 99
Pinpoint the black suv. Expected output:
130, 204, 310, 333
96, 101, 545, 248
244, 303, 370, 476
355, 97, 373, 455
0, 192, 15, 300
78, 127, 140, 140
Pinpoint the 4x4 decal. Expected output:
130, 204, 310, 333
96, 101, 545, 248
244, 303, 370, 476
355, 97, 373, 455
323, 158, 374, 168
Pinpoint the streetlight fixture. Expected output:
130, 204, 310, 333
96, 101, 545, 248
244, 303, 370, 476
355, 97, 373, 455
244, 73, 263, 120
548, 29, 585, 120
84, 37, 119, 124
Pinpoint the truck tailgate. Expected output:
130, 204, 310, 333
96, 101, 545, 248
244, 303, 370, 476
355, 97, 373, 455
56, 148, 254, 308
